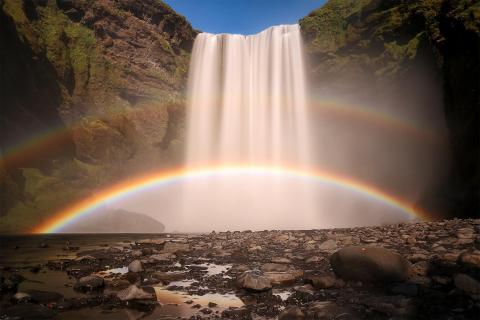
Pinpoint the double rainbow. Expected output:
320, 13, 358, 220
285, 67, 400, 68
32, 165, 427, 233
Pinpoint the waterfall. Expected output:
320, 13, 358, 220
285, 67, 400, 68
182, 25, 315, 231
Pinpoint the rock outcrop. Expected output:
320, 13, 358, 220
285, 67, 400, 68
300, 0, 479, 219
0, 0, 196, 232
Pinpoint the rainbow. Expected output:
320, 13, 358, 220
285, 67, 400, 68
2, 100, 444, 170
32, 165, 427, 233
310, 100, 445, 145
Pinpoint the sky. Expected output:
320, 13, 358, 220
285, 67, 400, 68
163, 0, 327, 35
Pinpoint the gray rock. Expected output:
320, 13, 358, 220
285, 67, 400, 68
265, 270, 303, 285
330, 246, 410, 282
74, 275, 105, 291
128, 259, 143, 273
237, 270, 272, 291
318, 239, 337, 251
260, 263, 290, 272
117, 285, 153, 301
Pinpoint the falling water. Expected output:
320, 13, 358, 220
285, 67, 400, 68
181, 25, 316, 231
186, 24, 311, 166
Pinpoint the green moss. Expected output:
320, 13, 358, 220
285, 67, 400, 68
300, 0, 371, 52
35, 5, 97, 92
36, 6, 69, 65
64, 23, 96, 77
3, 0, 27, 23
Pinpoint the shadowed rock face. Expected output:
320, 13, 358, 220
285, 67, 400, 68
60, 209, 165, 233
300, 0, 479, 218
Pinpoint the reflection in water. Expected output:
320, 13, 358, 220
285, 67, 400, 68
153, 287, 244, 318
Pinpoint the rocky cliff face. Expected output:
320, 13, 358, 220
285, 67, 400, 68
0, 0, 196, 231
300, 0, 479, 218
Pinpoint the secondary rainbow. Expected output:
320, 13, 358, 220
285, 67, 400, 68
32, 165, 427, 233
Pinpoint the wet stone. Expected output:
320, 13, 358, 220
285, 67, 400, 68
331, 246, 410, 282
117, 285, 153, 301
74, 275, 105, 291
237, 270, 272, 291
127, 259, 143, 273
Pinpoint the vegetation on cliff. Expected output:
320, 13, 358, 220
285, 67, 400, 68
300, 0, 479, 218
0, 0, 196, 232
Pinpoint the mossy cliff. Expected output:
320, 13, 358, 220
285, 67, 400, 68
0, 0, 196, 232
300, 0, 479, 218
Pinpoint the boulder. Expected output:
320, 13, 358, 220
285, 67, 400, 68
237, 270, 272, 291
128, 260, 143, 273
330, 246, 410, 282
117, 285, 154, 301
265, 270, 303, 285
318, 239, 337, 251
74, 275, 105, 291
261, 263, 290, 272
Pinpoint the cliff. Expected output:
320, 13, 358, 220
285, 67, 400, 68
300, 0, 479, 218
0, 0, 196, 232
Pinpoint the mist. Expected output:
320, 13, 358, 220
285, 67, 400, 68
103, 24, 449, 233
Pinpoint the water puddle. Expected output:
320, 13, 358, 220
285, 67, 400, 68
17, 269, 83, 298
273, 289, 292, 301
103, 266, 129, 275
155, 287, 243, 307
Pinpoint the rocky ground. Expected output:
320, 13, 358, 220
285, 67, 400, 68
1, 219, 479, 319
